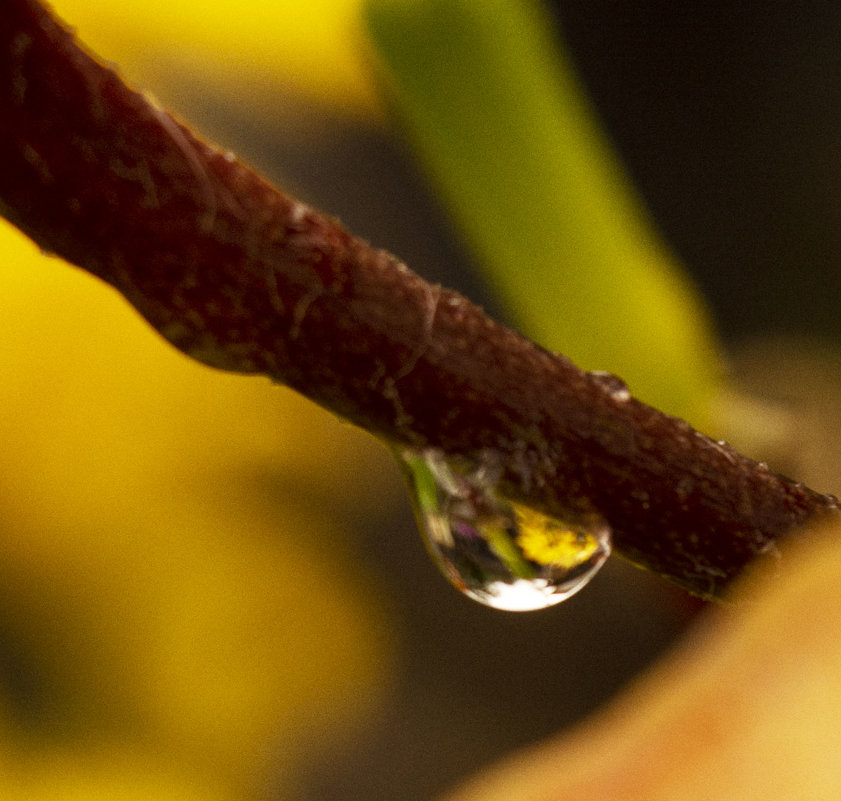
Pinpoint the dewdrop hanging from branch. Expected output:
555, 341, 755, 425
399, 448, 611, 611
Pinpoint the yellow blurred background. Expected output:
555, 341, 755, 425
0, 221, 403, 799
1, 5, 402, 796
52, 0, 380, 121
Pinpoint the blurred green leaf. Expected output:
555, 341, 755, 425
364, 0, 722, 426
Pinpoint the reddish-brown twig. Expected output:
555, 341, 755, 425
1, 0, 837, 598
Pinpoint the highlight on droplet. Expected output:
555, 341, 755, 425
397, 448, 612, 611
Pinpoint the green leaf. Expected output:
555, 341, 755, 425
363, 0, 722, 426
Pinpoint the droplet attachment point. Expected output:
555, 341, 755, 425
398, 449, 612, 611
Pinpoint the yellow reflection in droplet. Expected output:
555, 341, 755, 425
514, 505, 600, 568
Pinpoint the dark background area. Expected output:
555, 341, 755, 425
553, 2, 841, 343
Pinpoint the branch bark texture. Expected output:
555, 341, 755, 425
1, 0, 837, 598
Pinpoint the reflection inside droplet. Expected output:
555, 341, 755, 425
398, 448, 612, 611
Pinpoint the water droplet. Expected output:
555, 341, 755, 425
588, 370, 631, 402
398, 449, 612, 611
